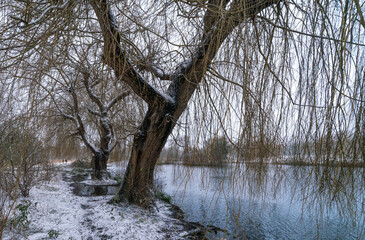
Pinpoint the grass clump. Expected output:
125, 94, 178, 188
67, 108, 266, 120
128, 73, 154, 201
9, 200, 36, 232
48, 229, 60, 238
156, 191, 172, 204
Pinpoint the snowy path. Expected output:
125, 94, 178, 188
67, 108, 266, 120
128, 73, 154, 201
4, 169, 189, 240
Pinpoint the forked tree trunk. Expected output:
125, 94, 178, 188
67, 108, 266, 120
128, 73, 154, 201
89, 0, 281, 207
117, 104, 176, 206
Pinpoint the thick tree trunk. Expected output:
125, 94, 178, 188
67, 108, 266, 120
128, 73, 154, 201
117, 104, 176, 206
93, 151, 109, 179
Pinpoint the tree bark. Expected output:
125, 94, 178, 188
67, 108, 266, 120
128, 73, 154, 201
117, 103, 176, 206
93, 151, 109, 179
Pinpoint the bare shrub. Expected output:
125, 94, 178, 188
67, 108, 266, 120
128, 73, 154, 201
0, 119, 46, 198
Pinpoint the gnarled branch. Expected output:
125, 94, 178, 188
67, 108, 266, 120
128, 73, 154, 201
89, 0, 171, 106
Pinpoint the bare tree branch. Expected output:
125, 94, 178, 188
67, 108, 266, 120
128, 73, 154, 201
89, 0, 170, 106
69, 87, 98, 154
138, 64, 173, 81
81, 70, 104, 111
87, 107, 102, 117
169, 0, 282, 113
106, 91, 131, 112
354, 0, 365, 29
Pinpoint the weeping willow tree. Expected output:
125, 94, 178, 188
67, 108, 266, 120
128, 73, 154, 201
170, 0, 364, 165
0, 0, 364, 207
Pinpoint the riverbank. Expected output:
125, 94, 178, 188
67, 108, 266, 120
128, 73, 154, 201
3, 165, 211, 240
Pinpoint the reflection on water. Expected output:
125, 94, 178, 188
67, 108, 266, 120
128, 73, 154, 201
155, 163, 365, 239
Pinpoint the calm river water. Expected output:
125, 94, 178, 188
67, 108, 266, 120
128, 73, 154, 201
155, 164, 365, 240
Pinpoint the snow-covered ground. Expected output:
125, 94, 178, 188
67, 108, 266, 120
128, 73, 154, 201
3, 166, 191, 240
